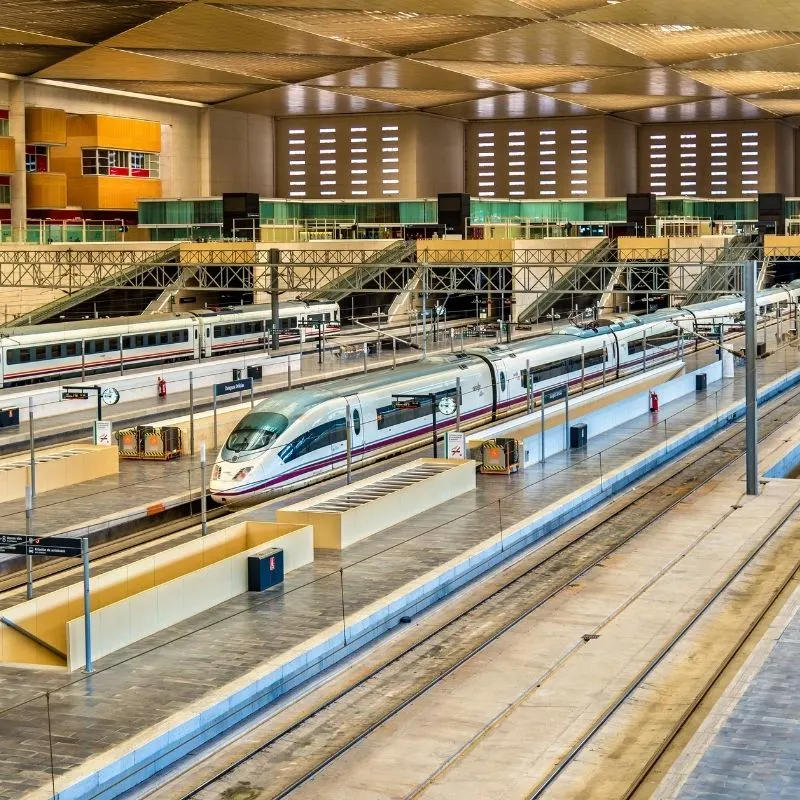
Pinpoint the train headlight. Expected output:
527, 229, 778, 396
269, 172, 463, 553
233, 466, 253, 481
212, 465, 221, 480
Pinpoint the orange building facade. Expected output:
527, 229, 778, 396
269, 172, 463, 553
0, 109, 162, 223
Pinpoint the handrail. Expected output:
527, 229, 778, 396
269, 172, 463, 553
0, 616, 67, 660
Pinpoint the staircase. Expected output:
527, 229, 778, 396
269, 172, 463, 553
7, 245, 182, 325
683, 235, 760, 304
516, 238, 617, 324
302, 240, 417, 303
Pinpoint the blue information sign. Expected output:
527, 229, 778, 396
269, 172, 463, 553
543, 385, 568, 404
214, 378, 253, 397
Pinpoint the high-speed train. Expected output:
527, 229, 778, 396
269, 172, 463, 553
0, 301, 339, 387
210, 281, 800, 505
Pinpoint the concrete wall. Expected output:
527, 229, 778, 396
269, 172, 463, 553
414, 115, 465, 196
277, 458, 476, 549
0, 444, 118, 501
66, 520, 313, 671
602, 117, 637, 197
209, 108, 274, 196
0, 519, 311, 670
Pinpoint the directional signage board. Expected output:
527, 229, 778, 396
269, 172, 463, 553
0, 535, 83, 557
215, 378, 253, 397
62, 390, 90, 400
543, 385, 568, 404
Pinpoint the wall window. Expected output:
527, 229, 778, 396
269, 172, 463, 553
0, 182, 8, 205
0, 110, 8, 138
25, 145, 48, 173
82, 148, 159, 177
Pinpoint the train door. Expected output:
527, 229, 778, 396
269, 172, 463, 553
343, 396, 364, 465
201, 323, 212, 358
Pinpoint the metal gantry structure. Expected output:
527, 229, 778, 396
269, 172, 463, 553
0, 244, 797, 297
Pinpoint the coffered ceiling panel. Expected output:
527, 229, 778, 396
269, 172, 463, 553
618, 97, 773, 123
0, 0, 184, 44
569, 0, 800, 32
36, 47, 278, 86
123, 50, 381, 83
417, 21, 650, 66
575, 24, 800, 66
0, 0, 798, 120
64, 80, 264, 104
105, 4, 381, 56
218, 84, 400, 114
226, 7, 531, 55
307, 59, 508, 92
419, 61, 630, 90
212, 0, 547, 18
430, 90, 593, 119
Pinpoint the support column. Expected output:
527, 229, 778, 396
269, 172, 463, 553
745, 260, 759, 496
9, 80, 26, 242
198, 107, 211, 198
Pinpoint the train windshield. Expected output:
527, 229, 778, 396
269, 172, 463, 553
224, 412, 289, 454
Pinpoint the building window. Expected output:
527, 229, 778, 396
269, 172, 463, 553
25, 145, 48, 173
0, 178, 9, 205
0, 110, 8, 138
82, 148, 159, 177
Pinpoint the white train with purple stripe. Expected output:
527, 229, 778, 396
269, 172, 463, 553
210, 282, 800, 505
0, 300, 339, 387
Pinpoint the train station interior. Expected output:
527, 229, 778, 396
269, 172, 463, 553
2, 2, 800, 799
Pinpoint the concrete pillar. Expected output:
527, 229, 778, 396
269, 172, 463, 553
198, 107, 211, 198
9, 80, 26, 242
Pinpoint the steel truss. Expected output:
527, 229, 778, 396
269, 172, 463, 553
0, 246, 796, 295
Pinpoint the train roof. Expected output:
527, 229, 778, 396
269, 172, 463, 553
0, 312, 195, 338
0, 300, 339, 338
252, 353, 482, 415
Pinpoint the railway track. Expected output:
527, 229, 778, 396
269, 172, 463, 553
142, 372, 800, 800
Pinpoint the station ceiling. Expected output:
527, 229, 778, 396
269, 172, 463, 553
4, 0, 800, 121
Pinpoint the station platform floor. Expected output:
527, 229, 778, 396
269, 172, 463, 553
656, 576, 800, 800
1, 338, 799, 799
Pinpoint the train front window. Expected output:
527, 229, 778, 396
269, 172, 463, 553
224, 412, 289, 455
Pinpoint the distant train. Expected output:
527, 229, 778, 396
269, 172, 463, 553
0, 301, 340, 387
210, 281, 800, 505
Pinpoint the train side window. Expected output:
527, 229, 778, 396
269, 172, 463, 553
213, 325, 221, 337
7, 349, 19, 365
148, 334, 158, 347
325, 313, 331, 322
159, 332, 169, 345
352, 409, 361, 436
499, 372, 506, 392
122, 336, 131, 349
35, 346, 47, 361
135, 335, 144, 348
107, 338, 118, 352
19, 349, 31, 363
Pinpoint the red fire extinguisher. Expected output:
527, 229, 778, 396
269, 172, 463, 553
157, 377, 167, 400
649, 390, 659, 412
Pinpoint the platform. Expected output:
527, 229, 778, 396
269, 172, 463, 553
1, 342, 800, 800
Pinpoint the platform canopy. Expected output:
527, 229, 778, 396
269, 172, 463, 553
1, 0, 800, 120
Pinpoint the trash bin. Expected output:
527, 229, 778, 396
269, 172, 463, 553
247, 364, 263, 382
570, 423, 588, 448
756, 342, 767, 358
0, 408, 20, 428
696, 373, 708, 391
248, 547, 284, 591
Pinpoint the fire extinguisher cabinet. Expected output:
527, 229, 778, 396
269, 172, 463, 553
248, 548, 284, 591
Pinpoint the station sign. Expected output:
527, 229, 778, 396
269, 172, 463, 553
62, 389, 89, 400
543, 385, 568, 404
215, 378, 253, 396
0, 535, 83, 557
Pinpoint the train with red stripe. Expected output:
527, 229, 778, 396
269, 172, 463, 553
0, 301, 339, 387
209, 281, 800, 506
